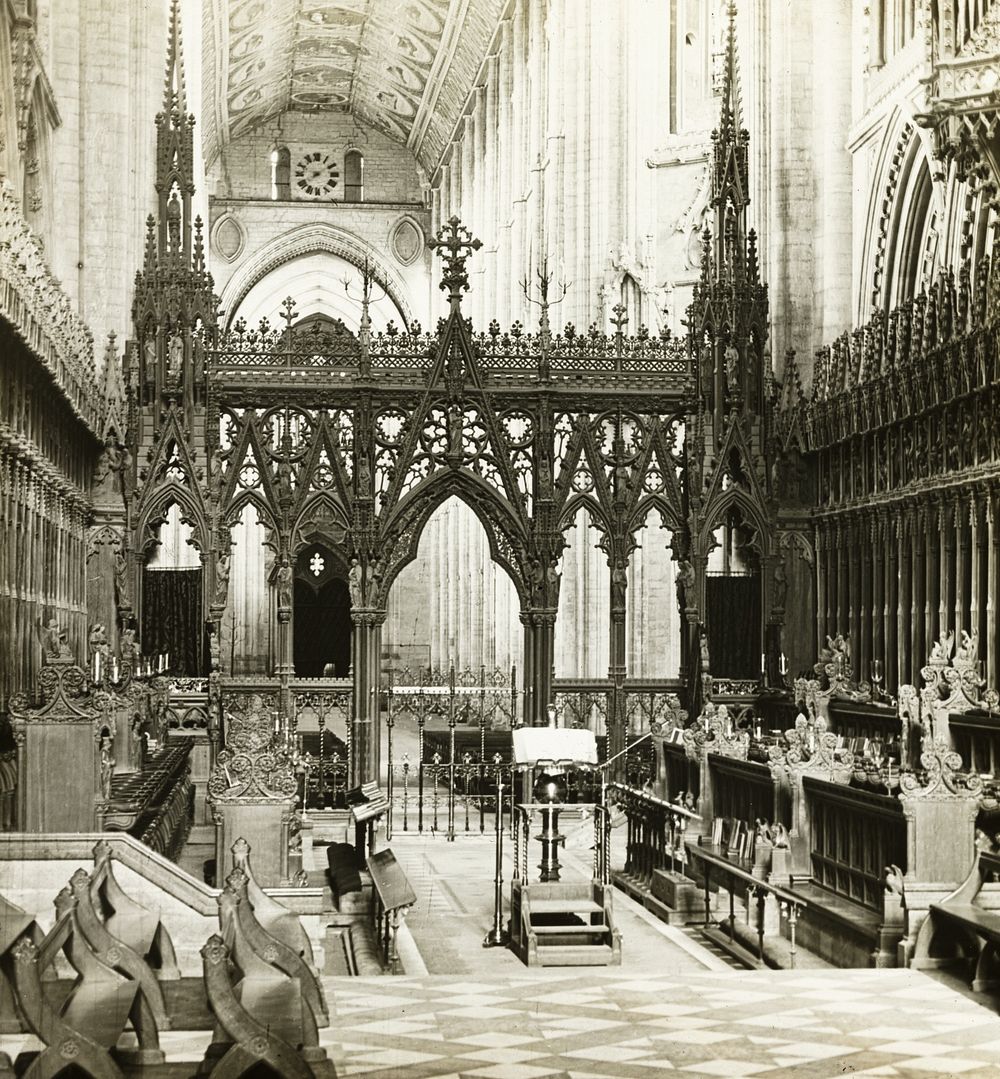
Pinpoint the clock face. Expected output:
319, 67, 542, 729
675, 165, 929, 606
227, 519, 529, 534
294, 151, 339, 199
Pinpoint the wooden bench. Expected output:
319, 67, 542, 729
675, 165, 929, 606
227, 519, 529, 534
89, 839, 180, 981
230, 837, 316, 969
912, 850, 1000, 992
201, 882, 335, 1079
219, 868, 328, 1027
4, 882, 164, 1079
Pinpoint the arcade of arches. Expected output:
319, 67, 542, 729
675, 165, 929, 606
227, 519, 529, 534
4, 1, 1000, 1074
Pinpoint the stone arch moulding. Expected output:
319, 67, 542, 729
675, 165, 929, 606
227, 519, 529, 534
211, 211, 246, 263
134, 485, 209, 561
388, 214, 425, 267
378, 473, 529, 609
859, 111, 940, 320
697, 488, 772, 559
218, 223, 416, 331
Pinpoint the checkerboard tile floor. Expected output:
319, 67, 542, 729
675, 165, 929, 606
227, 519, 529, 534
309, 968, 1000, 1078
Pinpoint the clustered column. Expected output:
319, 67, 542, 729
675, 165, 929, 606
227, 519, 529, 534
815, 485, 999, 693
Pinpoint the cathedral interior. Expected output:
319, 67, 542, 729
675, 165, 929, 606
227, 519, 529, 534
5, 0, 1000, 1076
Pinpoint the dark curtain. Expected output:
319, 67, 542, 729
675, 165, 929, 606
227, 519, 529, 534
142, 568, 203, 675
706, 575, 760, 679
294, 577, 352, 677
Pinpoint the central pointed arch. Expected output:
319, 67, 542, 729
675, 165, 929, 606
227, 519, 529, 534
378, 470, 530, 609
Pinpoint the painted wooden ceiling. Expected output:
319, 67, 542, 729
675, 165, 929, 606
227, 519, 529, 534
202, 0, 503, 172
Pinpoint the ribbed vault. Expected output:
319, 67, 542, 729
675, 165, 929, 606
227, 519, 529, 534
201, 0, 503, 172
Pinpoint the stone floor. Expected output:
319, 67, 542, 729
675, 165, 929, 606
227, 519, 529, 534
4, 827, 1000, 1077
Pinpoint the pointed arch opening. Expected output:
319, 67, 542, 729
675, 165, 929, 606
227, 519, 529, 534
293, 543, 351, 677
220, 502, 273, 675
384, 496, 522, 677
704, 502, 762, 680
142, 501, 203, 675
555, 503, 610, 679
629, 506, 683, 679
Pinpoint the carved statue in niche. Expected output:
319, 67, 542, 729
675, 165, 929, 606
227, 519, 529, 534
365, 559, 382, 603
545, 559, 561, 606
528, 558, 545, 605
724, 345, 740, 394
99, 732, 115, 800
209, 447, 224, 505
772, 561, 788, 611
119, 445, 133, 502
537, 451, 551, 497
276, 456, 294, 507
447, 404, 464, 454
700, 625, 711, 671
675, 559, 695, 611
215, 551, 231, 605
143, 337, 156, 381
168, 333, 184, 380
356, 452, 371, 498
208, 627, 220, 671
166, 192, 181, 252
114, 549, 130, 608
611, 561, 627, 609
93, 440, 122, 500
276, 557, 293, 609
348, 558, 363, 607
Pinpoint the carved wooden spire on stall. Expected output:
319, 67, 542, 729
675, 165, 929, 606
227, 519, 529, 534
131, 0, 217, 424
688, 1, 767, 432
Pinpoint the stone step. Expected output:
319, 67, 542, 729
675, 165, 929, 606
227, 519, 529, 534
532, 943, 617, 966
532, 923, 609, 934
529, 898, 603, 915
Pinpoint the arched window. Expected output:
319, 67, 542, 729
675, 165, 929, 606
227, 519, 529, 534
344, 150, 364, 202
271, 146, 290, 200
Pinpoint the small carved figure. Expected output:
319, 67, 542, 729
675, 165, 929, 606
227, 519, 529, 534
724, 344, 740, 391
884, 864, 905, 896
113, 549, 131, 607
611, 562, 627, 609
357, 453, 371, 497
929, 630, 954, 663
365, 559, 382, 602
208, 629, 221, 671
93, 440, 122, 499
276, 457, 293, 505
955, 629, 978, 664
447, 405, 464, 453
99, 733, 115, 800
772, 822, 790, 849
528, 558, 545, 605
545, 559, 561, 605
215, 551, 231, 605
754, 818, 773, 845
88, 623, 109, 658
119, 446, 133, 501
675, 559, 695, 611
348, 557, 364, 607
209, 447, 225, 505
772, 561, 788, 611
120, 625, 138, 660
168, 332, 184, 379
40, 619, 71, 661
538, 452, 551, 495
165, 192, 181, 251
276, 558, 293, 609
700, 627, 711, 672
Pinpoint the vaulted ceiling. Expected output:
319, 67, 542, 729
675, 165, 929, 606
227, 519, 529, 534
201, 0, 503, 173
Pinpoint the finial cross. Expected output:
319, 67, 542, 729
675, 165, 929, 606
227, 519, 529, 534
429, 216, 482, 307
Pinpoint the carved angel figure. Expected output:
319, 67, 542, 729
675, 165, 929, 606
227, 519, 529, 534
88, 623, 109, 657
929, 630, 954, 663
39, 619, 71, 661
772, 822, 790, 849
955, 629, 979, 665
